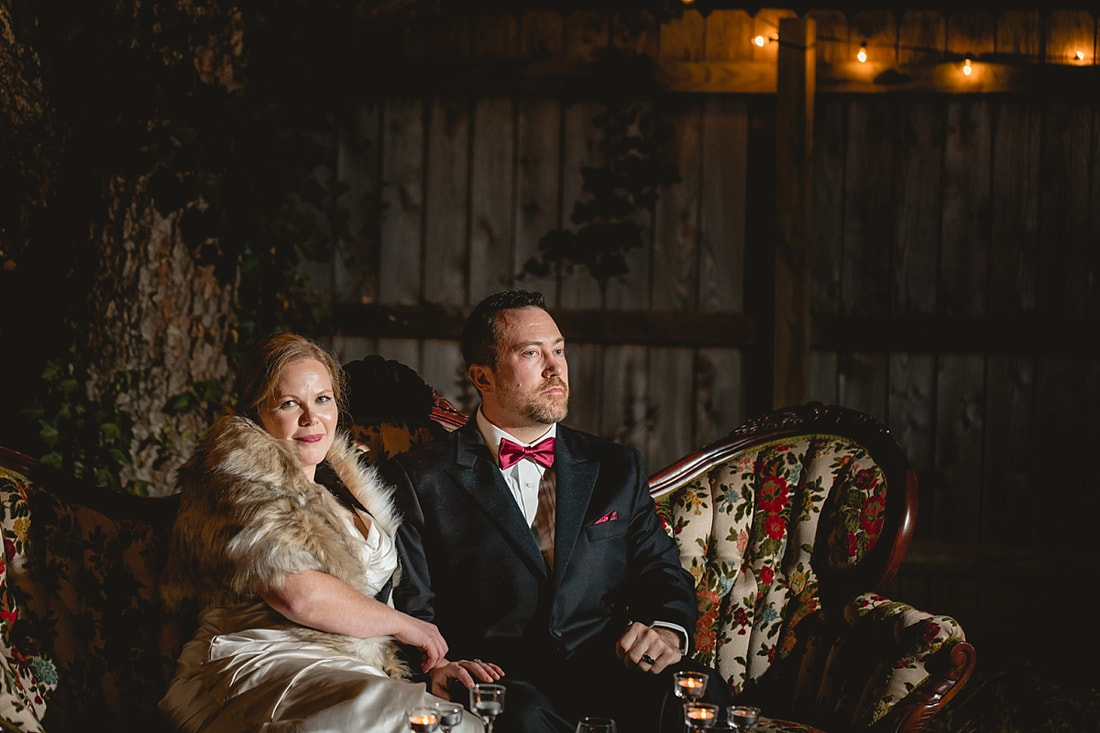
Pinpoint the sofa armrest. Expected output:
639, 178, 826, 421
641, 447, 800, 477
775, 592, 974, 732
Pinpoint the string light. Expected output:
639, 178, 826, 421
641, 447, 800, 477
963, 58, 972, 75
857, 44, 867, 63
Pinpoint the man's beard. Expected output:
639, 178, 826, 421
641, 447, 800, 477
521, 380, 569, 425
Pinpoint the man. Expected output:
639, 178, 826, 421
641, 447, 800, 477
386, 290, 734, 732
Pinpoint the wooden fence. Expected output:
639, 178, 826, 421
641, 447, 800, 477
305, 7, 1100, 657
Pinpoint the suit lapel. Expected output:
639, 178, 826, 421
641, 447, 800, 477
549, 426, 598, 583
449, 422, 549, 576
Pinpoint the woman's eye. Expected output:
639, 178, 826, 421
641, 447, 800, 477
317, 395, 331, 404
278, 399, 297, 410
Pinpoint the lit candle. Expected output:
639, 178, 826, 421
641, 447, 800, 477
679, 678, 702, 694
408, 711, 438, 732
687, 708, 715, 720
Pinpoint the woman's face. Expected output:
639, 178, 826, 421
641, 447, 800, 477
258, 358, 338, 481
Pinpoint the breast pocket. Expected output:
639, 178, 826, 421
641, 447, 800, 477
584, 520, 629, 542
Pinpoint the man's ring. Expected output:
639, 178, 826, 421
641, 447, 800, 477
641, 653, 656, 665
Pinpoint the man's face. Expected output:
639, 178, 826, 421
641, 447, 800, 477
473, 306, 569, 431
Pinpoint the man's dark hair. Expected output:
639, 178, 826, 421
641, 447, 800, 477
461, 289, 548, 369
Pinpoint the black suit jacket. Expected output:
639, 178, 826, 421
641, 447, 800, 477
385, 420, 697, 675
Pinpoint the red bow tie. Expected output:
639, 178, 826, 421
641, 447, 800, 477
498, 437, 556, 469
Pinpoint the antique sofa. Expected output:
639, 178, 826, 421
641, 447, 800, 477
0, 357, 974, 732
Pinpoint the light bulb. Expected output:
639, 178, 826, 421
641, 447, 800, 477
753, 35, 766, 48
857, 45, 867, 63
1076, 50, 1085, 61
963, 58, 972, 75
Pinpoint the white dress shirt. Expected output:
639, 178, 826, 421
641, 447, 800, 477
476, 408, 556, 527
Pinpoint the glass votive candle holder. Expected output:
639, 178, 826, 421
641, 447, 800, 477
727, 705, 761, 731
684, 701, 719, 729
407, 705, 440, 732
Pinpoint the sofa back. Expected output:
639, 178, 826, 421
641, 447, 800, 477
649, 403, 970, 730
0, 448, 183, 732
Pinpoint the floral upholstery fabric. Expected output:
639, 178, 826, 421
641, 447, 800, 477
0, 467, 53, 733
655, 435, 967, 731
0, 463, 184, 732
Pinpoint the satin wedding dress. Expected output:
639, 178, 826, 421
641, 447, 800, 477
159, 513, 483, 732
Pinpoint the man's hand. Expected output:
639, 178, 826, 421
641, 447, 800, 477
616, 622, 683, 674
428, 658, 506, 699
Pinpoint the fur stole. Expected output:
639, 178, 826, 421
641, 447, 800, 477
161, 414, 409, 679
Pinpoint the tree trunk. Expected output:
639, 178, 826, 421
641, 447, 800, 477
86, 176, 237, 495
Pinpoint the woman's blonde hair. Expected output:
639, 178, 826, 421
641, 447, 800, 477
234, 332, 347, 422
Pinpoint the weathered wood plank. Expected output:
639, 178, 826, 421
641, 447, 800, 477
604, 15, 656, 311
600, 344, 649, 453
805, 9, 849, 64
810, 97, 845, 319
420, 339, 468, 414
1034, 357, 1089, 550
694, 347, 744, 450
469, 14, 517, 302
898, 10, 944, 64
931, 354, 984, 543
807, 350, 838, 405
940, 98, 991, 319
988, 101, 1040, 315
647, 346, 695, 470
377, 337, 421, 375
334, 99, 383, 304
653, 15, 702, 312
837, 351, 888, 422
423, 18, 472, 307
515, 11, 563, 301
891, 98, 943, 316
566, 343, 602, 436
996, 10, 1041, 60
1044, 10, 1096, 64
704, 9, 755, 64
841, 99, 894, 318
941, 14, 994, 320
559, 10, 609, 309
886, 352, 934, 539
699, 96, 747, 313
424, 94, 471, 306
981, 355, 1034, 545
1038, 102, 1091, 318
378, 97, 425, 304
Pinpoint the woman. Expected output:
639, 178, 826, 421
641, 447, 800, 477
159, 333, 497, 731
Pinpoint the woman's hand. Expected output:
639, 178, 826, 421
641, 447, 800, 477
391, 613, 450, 671
428, 658, 506, 699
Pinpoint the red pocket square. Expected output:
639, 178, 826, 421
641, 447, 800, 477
594, 510, 619, 525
